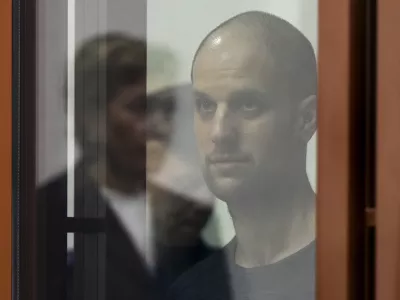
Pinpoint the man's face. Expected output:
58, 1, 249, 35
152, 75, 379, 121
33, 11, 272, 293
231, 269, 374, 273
193, 34, 298, 201
106, 82, 147, 178
106, 83, 176, 178
146, 89, 176, 174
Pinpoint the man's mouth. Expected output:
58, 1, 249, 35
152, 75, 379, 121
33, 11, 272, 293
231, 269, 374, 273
207, 154, 251, 166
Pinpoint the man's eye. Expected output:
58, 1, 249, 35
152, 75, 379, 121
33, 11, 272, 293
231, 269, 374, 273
196, 98, 217, 114
241, 100, 259, 111
234, 98, 265, 118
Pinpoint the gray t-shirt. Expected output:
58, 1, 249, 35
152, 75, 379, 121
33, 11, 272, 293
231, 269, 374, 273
168, 240, 315, 300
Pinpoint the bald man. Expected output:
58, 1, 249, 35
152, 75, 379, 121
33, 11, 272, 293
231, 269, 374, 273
168, 11, 317, 300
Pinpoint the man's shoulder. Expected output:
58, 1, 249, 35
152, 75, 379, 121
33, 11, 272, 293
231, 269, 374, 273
167, 243, 232, 300
167, 241, 317, 300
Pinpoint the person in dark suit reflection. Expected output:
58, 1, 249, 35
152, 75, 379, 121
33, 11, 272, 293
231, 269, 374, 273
146, 84, 215, 290
37, 34, 213, 300
169, 11, 317, 300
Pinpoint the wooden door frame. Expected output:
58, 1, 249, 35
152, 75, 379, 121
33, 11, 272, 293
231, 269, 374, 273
0, 0, 12, 298
318, 0, 372, 299
376, 0, 400, 299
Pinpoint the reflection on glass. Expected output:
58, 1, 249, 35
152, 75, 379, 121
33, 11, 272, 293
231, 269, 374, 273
36, 2, 317, 300
168, 11, 317, 300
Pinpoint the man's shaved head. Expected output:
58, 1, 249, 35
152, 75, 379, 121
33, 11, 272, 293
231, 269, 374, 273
192, 11, 316, 102
192, 11, 317, 201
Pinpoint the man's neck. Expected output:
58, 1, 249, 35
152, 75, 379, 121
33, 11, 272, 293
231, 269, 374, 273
228, 175, 315, 268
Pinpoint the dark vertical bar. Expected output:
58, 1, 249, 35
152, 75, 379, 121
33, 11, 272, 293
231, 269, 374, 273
364, 0, 377, 211
349, 1, 369, 299
364, 1, 377, 299
14, 0, 38, 299
12, 0, 21, 298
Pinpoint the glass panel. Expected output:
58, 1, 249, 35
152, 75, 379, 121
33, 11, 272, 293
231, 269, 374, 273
148, 2, 318, 300
35, 0, 318, 299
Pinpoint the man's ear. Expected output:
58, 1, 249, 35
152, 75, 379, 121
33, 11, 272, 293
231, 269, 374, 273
296, 95, 317, 143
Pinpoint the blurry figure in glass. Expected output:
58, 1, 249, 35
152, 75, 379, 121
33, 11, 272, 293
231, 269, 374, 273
168, 11, 317, 300
146, 84, 216, 290
37, 34, 213, 300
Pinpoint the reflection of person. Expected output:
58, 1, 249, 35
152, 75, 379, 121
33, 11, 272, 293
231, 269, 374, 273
37, 34, 212, 300
146, 85, 215, 290
169, 11, 317, 300
37, 34, 155, 300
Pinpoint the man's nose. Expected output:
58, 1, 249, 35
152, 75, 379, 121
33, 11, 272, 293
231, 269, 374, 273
147, 109, 169, 128
210, 108, 237, 144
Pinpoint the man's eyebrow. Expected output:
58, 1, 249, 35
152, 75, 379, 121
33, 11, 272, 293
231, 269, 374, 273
193, 90, 214, 101
230, 89, 267, 99
193, 89, 206, 96
230, 89, 272, 102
